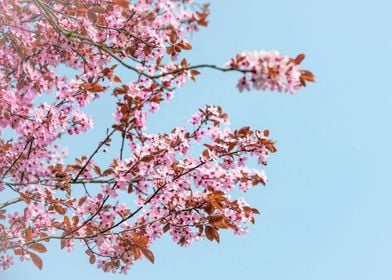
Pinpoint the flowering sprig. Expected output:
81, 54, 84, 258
227, 51, 315, 94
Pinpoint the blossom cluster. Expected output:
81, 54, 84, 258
227, 51, 314, 94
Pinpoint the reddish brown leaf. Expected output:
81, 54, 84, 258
76, 7, 88, 15
205, 225, 215, 241
20, 193, 30, 203
134, 247, 141, 260
90, 7, 106, 14
54, 204, 66, 215
299, 77, 306, 87
102, 168, 113, 176
179, 39, 192, 50
89, 253, 96, 264
63, 216, 71, 228
265, 143, 277, 153
140, 247, 155, 264
143, 46, 152, 56
16, 79, 26, 90
209, 215, 224, 223
190, 70, 200, 76
29, 252, 43, 270
163, 223, 170, 233
205, 225, 220, 243
113, 76, 122, 83
87, 83, 104, 93
112, 0, 129, 9
169, 30, 178, 44
60, 239, 66, 250
29, 243, 47, 253
87, 9, 97, 23
85, 249, 96, 264
202, 149, 210, 159
141, 155, 154, 162
78, 196, 87, 206
25, 227, 33, 242
301, 70, 315, 82
39, 232, 49, 242
137, 236, 149, 247
293, 53, 305, 65
181, 58, 188, 68
214, 230, 220, 243
93, 165, 102, 176
14, 248, 24, 255
166, 46, 175, 56
72, 216, 79, 226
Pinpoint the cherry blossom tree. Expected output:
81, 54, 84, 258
0, 0, 314, 273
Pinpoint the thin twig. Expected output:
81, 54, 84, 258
72, 129, 115, 182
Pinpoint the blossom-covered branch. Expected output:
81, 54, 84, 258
0, 0, 314, 273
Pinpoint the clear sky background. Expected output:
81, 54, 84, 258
3, 0, 392, 279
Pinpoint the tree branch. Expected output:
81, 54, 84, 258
0, 197, 22, 210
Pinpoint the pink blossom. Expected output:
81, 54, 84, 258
228, 50, 313, 94
1, 254, 13, 270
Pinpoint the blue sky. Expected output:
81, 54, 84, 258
3, 0, 392, 279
